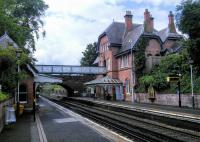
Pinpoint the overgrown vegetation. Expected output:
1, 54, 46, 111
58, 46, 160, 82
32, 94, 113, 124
0, 46, 30, 93
135, 0, 200, 94
42, 84, 65, 96
0, 0, 48, 94
176, 0, 200, 74
0, 91, 10, 102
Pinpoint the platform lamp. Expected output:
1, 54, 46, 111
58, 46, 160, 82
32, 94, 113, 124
189, 58, 194, 109
16, 48, 22, 117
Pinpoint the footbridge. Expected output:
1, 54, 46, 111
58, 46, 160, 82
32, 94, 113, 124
34, 65, 107, 96
35, 65, 106, 75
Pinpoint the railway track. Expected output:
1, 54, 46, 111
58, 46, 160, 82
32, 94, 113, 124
50, 98, 200, 142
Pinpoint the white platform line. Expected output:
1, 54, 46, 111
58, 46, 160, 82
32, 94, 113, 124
36, 113, 48, 142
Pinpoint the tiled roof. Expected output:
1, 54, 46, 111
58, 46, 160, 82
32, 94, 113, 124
0, 32, 19, 48
98, 22, 125, 46
157, 27, 182, 42
118, 24, 143, 55
84, 76, 122, 86
98, 21, 182, 56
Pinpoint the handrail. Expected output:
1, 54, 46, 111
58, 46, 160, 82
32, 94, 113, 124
35, 65, 107, 75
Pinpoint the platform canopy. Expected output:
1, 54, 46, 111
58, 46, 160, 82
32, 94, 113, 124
84, 76, 122, 86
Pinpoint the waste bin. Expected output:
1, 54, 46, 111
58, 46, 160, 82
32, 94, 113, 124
5, 106, 16, 125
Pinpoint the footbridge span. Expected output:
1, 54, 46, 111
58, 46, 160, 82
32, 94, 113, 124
34, 65, 107, 95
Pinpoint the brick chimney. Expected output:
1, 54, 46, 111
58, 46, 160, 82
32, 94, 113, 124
144, 9, 154, 33
168, 11, 176, 33
124, 11, 133, 37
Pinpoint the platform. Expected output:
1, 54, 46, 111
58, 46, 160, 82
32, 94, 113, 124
0, 97, 132, 142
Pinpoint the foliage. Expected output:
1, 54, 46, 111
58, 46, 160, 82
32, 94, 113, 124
0, 0, 48, 52
0, 46, 29, 92
80, 42, 98, 66
139, 75, 155, 90
42, 84, 65, 96
138, 48, 200, 93
134, 38, 149, 75
0, 91, 10, 101
176, 0, 200, 73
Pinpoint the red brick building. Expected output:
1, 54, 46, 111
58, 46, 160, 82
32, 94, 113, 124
94, 9, 181, 100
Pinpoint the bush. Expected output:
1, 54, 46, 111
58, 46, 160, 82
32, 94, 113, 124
0, 92, 10, 101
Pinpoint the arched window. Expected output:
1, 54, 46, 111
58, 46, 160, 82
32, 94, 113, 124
19, 84, 27, 103
147, 54, 152, 57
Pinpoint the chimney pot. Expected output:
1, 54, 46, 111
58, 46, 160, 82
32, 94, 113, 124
124, 10, 133, 37
168, 11, 176, 33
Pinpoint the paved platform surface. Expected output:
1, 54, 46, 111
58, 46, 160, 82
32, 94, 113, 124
0, 97, 132, 142
72, 97, 200, 118
39, 97, 112, 142
0, 112, 39, 142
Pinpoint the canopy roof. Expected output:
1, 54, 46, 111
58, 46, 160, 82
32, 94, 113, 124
84, 76, 122, 86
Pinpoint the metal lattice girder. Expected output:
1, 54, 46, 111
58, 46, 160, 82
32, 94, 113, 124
35, 65, 107, 75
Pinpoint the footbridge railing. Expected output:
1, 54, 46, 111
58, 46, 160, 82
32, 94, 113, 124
35, 65, 107, 75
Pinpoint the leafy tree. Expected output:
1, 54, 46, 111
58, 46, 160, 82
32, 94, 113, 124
176, 0, 200, 73
0, 46, 29, 93
0, 0, 48, 52
80, 42, 98, 66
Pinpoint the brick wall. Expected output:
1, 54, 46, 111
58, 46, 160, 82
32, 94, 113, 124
126, 93, 200, 108
20, 76, 34, 110
145, 39, 161, 72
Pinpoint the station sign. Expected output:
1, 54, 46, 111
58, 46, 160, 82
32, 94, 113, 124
167, 75, 180, 82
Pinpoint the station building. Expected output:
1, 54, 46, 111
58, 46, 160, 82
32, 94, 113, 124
92, 9, 182, 101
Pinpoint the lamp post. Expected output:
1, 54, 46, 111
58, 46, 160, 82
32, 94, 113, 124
16, 49, 22, 117
189, 58, 194, 108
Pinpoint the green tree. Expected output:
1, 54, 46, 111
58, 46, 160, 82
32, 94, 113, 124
0, 0, 48, 52
80, 42, 98, 66
0, 46, 29, 93
176, 0, 200, 73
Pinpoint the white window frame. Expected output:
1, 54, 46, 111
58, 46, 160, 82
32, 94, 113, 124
125, 80, 130, 94
120, 55, 129, 68
106, 59, 111, 70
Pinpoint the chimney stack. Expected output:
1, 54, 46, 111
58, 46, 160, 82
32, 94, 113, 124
124, 11, 133, 37
144, 9, 154, 33
168, 11, 176, 33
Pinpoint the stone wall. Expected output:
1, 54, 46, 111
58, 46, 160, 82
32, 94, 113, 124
125, 93, 200, 108
0, 98, 14, 133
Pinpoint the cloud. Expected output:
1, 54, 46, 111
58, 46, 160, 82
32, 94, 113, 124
34, 0, 181, 65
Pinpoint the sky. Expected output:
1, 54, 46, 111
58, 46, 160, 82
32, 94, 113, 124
34, 0, 181, 65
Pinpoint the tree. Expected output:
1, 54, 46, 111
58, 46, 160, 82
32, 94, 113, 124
176, 0, 200, 73
0, 0, 48, 52
80, 42, 98, 66
0, 46, 29, 93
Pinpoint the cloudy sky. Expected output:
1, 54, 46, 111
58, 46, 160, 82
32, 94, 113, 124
34, 0, 181, 65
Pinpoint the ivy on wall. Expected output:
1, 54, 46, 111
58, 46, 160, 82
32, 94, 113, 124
134, 37, 149, 80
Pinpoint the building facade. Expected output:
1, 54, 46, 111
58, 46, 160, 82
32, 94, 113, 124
95, 9, 181, 100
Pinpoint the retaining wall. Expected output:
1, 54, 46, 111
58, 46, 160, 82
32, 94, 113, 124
125, 93, 200, 108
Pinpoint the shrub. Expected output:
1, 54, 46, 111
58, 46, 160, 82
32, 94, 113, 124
0, 91, 10, 101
